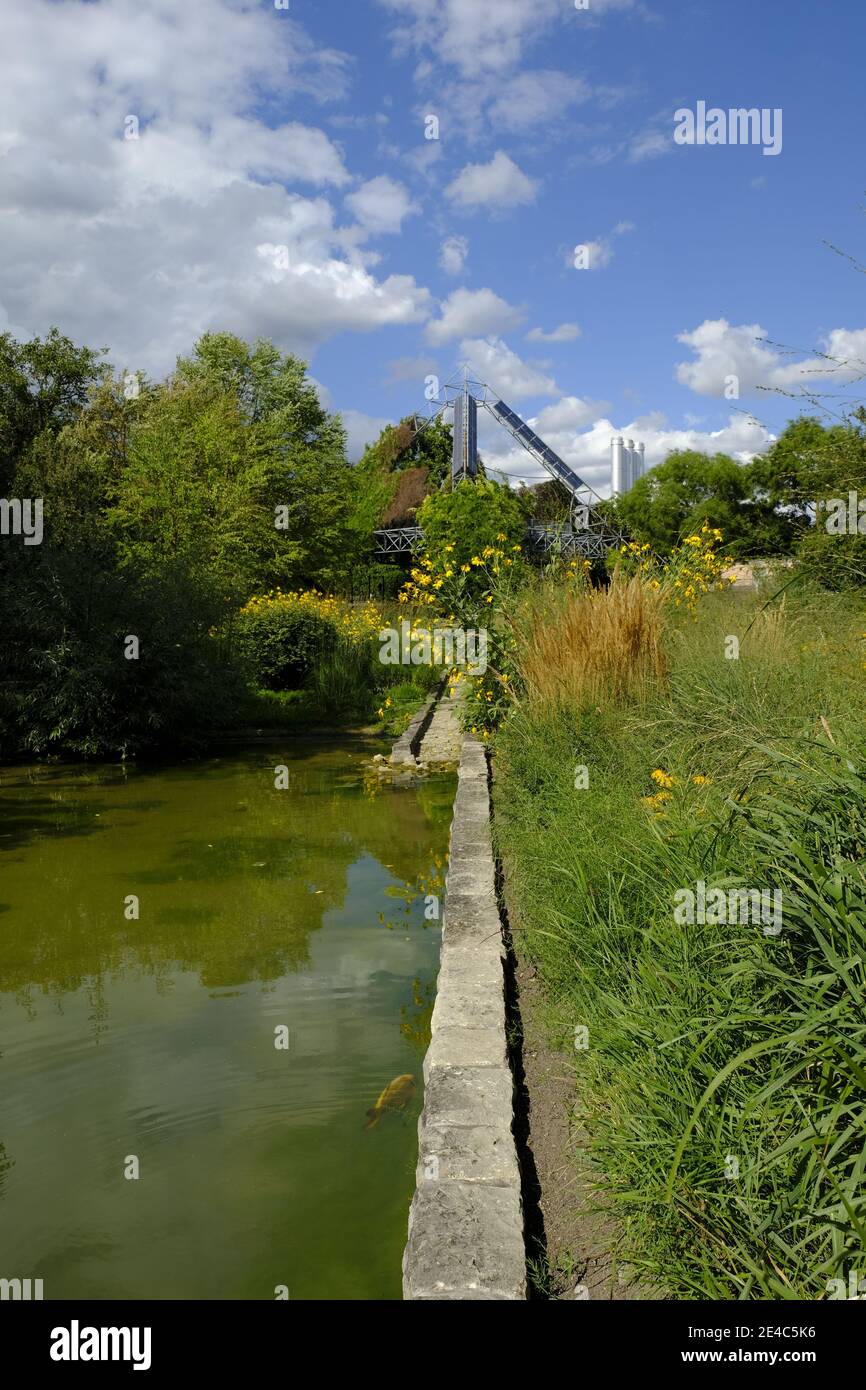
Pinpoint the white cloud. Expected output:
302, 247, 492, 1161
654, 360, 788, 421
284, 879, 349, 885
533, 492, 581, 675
377, 0, 565, 76
344, 175, 418, 235
439, 234, 469, 275
340, 409, 393, 462
570, 221, 633, 272
581, 239, 613, 270
445, 151, 539, 210
480, 407, 774, 497
535, 396, 606, 432
821, 328, 866, 378
629, 126, 672, 162
486, 70, 592, 133
426, 288, 524, 345
526, 323, 581, 343
0, 0, 432, 374
675, 319, 866, 397
459, 337, 558, 398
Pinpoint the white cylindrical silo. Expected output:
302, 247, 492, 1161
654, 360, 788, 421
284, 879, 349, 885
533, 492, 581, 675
611, 436, 625, 495
625, 439, 636, 492
636, 441, 645, 482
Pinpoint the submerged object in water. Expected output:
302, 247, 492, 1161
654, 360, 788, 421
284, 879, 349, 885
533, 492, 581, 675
364, 1073, 415, 1130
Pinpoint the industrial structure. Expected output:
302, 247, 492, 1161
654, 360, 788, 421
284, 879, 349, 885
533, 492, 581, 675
374, 368, 627, 561
610, 436, 646, 495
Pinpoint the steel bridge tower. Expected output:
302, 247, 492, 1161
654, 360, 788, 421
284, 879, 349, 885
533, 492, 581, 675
373, 364, 624, 560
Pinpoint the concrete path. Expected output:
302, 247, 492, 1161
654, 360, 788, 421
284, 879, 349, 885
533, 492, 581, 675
417, 682, 463, 765
402, 736, 526, 1300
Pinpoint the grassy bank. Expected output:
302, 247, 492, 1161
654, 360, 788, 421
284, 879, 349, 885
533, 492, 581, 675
493, 579, 866, 1298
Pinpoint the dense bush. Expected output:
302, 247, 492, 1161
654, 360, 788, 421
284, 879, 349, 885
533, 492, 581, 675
416, 478, 526, 576
0, 546, 242, 759
234, 601, 339, 690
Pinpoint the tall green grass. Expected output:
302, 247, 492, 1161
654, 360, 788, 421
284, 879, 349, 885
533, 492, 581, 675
494, 583, 866, 1298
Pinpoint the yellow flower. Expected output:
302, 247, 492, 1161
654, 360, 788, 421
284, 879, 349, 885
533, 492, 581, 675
692, 774, 711, 785
651, 769, 676, 789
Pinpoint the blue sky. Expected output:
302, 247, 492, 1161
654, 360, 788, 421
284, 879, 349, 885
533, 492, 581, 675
2, 0, 864, 495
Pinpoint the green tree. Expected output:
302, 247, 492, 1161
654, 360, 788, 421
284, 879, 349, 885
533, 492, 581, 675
0, 327, 106, 492
751, 415, 866, 589
748, 415, 866, 518
95, 334, 354, 595
417, 478, 525, 577
614, 449, 793, 556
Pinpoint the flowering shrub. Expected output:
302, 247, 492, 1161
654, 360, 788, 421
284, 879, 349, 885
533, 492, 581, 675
399, 536, 525, 624
398, 537, 524, 738
236, 589, 382, 690
612, 523, 733, 613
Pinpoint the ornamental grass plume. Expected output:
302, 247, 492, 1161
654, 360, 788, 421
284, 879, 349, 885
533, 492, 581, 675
515, 570, 668, 710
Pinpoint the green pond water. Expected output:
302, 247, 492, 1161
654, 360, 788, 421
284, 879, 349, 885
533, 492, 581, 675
0, 741, 454, 1300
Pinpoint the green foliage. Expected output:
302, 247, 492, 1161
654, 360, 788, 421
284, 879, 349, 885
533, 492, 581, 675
416, 478, 525, 573
523, 478, 571, 523
0, 327, 107, 492
234, 604, 339, 691
348, 413, 454, 543
307, 638, 378, 717
0, 326, 364, 756
796, 525, 866, 590
768, 415, 866, 590
0, 545, 241, 759
750, 414, 866, 518
494, 584, 866, 1298
614, 448, 793, 556
614, 418, 866, 580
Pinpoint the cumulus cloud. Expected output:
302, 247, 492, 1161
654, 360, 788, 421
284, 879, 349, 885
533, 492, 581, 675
570, 220, 634, 272
376, 0, 565, 76
535, 396, 607, 432
675, 319, 866, 397
0, 0, 432, 375
425, 288, 524, 345
459, 337, 558, 398
445, 151, 539, 210
526, 323, 581, 343
344, 175, 418, 235
377, 0, 645, 78
481, 407, 774, 497
439, 234, 469, 275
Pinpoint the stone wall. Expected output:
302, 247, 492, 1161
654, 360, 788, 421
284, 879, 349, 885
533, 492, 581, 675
402, 736, 526, 1300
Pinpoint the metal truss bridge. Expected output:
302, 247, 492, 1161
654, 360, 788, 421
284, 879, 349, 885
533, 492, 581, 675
373, 367, 622, 560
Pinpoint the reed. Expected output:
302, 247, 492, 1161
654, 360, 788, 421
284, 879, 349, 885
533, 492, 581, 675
515, 572, 668, 710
